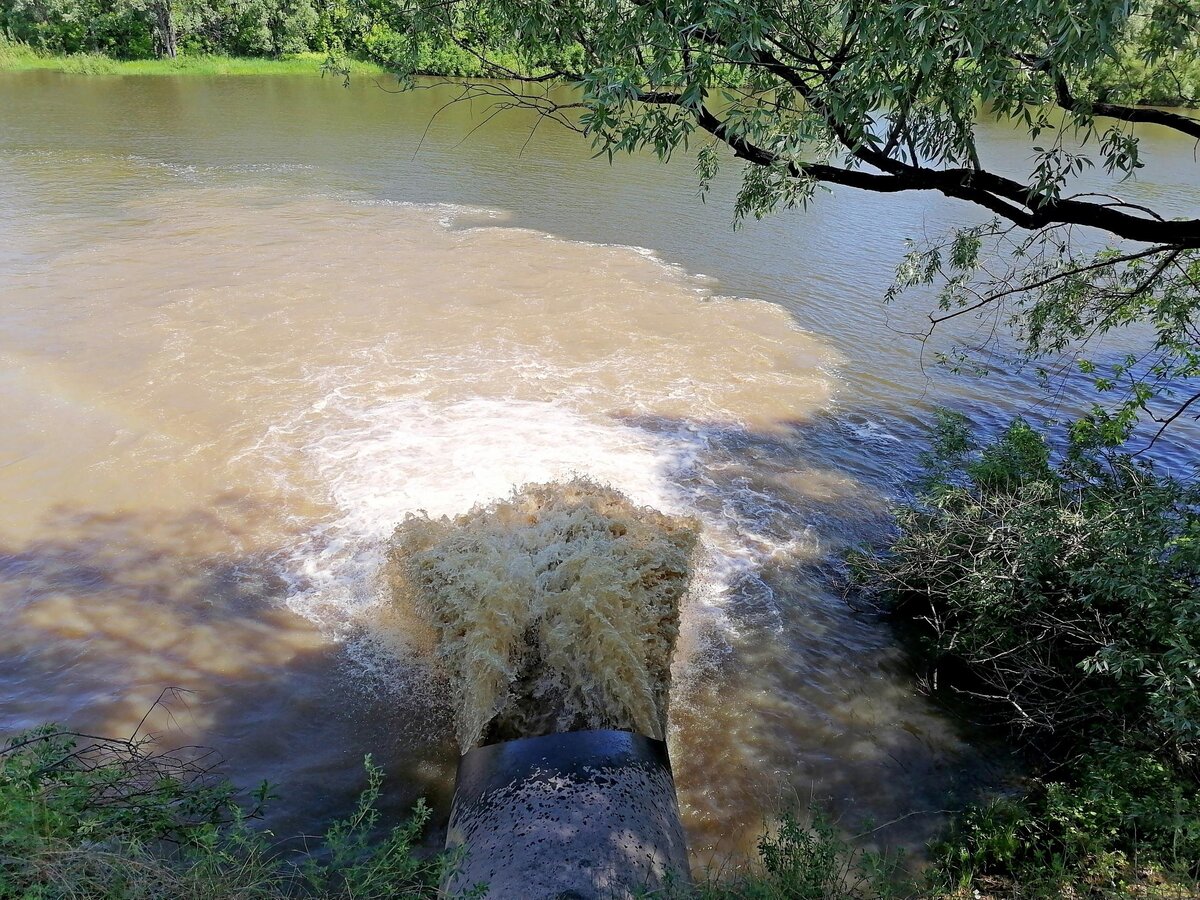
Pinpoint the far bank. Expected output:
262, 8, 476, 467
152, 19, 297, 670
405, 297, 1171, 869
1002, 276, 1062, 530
0, 43, 385, 77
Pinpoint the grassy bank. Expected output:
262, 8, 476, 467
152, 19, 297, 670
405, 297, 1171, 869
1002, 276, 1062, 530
1, 720, 903, 900
0, 724, 447, 899
0, 42, 386, 76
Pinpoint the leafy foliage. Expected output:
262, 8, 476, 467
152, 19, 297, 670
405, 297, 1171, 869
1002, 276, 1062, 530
1, 0, 158, 57
892, 222, 1200, 452
369, 0, 1200, 436
851, 413, 1200, 894
853, 413, 1200, 748
0, 0, 576, 72
376, 1, 1198, 215
0, 722, 448, 899
679, 812, 912, 900
935, 747, 1199, 897
0, 0, 326, 58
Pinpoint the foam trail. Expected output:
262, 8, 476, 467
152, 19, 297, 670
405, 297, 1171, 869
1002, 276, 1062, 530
274, 398, 701, 623
386, 478, 699, 750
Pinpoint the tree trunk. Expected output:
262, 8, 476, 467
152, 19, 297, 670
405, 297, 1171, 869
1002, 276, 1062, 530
153, 1, 177, 59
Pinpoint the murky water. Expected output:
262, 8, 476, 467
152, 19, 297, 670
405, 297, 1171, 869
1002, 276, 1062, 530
2, 71, 1197, 867
389, 478, 698, 749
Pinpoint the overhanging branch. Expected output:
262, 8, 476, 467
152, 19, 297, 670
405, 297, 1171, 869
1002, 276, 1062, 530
741, 43, 1200, 246
401, 22, 1200, 248
679, 96, 1200, 247
1053, 74, 1200, 142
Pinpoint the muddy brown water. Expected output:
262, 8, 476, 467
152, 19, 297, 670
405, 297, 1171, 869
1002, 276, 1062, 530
1, 71, 1197, 868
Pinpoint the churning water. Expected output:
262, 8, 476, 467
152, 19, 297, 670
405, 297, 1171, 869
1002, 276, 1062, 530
387, 478, 697, 749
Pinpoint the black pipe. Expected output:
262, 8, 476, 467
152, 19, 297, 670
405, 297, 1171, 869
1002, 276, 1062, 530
443, 729, 690, 898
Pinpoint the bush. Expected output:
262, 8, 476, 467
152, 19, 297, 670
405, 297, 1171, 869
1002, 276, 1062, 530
1, 0, 154, 58
684, 813, 911, 900
935, 748, 1199, 896
851, 412, 1200, 894
1, 0, 585, 74
853, 412, 1200, 748
0, 720, 448, 899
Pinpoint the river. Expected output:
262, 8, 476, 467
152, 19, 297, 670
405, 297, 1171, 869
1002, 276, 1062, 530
1, 71, 1197, 866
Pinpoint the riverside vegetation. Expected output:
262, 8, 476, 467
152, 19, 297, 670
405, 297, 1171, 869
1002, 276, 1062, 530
0, 0, 579, 77
850, 415, 1200, 898
0, 710, 907, 899
0, 718, 450, 899
0, 0, 1194, 106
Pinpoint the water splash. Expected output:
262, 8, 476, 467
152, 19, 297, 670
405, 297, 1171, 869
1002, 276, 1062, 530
386, 478, 699, 750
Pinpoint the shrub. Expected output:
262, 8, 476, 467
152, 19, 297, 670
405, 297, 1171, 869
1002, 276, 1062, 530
853, 412, 1200, 750
0, 0, 154, 58
851, 412, 1200, 893
0, 720, 448, 899
935, 748, 1200, 896
686, 813, 911, 900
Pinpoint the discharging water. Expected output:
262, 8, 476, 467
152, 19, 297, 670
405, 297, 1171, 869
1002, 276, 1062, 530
2, 71, 1198, 867
388, 478, 698, 750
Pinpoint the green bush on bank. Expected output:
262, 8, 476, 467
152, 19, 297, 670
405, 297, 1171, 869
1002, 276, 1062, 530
938, 746, 1199, 896
0, 0, 327, 59
686, 815, 912, 900
1, 0, 1196, 104
0, 0, 576, 78
851, 413, 1200, 897
1093, 51, 1200, 107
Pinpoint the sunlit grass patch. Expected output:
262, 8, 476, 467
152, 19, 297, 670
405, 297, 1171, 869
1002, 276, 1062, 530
0, 42, 388, 77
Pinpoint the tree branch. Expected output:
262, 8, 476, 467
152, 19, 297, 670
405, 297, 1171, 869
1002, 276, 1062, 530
927, 244, 1176, 324
743, 43, 1200, 246
1054, 74, 1200, 142
680, 92, 1200, 246
409, 15, 1200, 247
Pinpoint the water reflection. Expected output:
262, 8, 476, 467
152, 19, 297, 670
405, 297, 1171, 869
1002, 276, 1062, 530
0, 502, 456, 841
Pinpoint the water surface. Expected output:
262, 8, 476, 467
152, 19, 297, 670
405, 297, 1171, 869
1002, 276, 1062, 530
1, 71, 1197, 865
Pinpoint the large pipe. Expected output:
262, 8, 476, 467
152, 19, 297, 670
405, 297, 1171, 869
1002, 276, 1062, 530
443, 729, 690, 899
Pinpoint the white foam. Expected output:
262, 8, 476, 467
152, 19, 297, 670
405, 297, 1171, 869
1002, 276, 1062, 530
203, 194, 841, 683
348, 198, 509, 228
280, 397, 689, 617
268, 392, 805, 684
842, 415, 902, 445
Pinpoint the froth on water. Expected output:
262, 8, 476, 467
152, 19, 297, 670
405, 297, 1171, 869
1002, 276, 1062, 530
0, 158, 986, 865
386, 478, 699, 750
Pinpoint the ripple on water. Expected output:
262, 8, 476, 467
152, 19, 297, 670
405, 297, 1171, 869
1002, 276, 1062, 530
1, 178, 985, 865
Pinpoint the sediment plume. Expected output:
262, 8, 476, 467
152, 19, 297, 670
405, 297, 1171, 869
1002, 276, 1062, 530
386, 478, 699, 751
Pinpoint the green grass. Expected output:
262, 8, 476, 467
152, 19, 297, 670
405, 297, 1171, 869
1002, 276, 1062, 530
0, 42, 388, 77
0, 723, 448, 899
